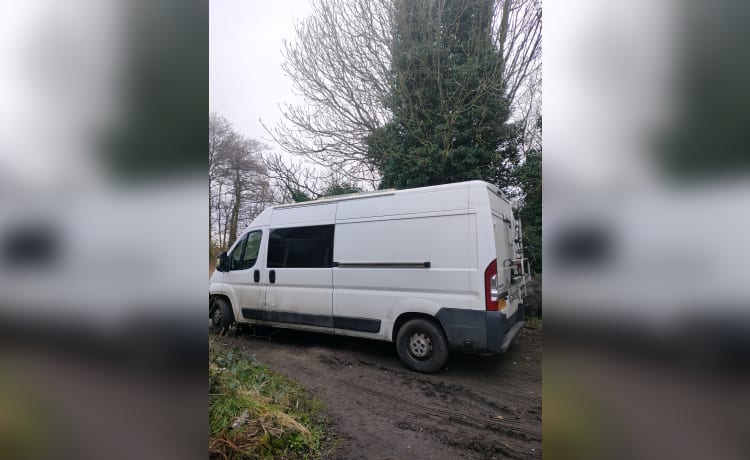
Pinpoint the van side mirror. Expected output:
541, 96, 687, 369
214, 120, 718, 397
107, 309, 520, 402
217, 251, 230, 272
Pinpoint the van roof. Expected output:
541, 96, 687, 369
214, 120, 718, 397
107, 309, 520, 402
273, 180, 504, 209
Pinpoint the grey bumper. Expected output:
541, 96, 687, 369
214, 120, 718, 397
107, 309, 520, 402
435, 303, 526, 354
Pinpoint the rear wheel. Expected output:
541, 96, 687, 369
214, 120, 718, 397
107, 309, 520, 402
396, 318, 449, 373
210, 298, 234, 334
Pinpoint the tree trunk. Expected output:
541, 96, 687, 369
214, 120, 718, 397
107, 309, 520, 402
497, 0, 511, 76
228, 170, 242, 245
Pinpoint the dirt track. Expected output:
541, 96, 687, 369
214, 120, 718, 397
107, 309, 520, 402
222, 325, 542, 459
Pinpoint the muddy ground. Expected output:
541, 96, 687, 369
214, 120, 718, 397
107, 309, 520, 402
221, 324, 542, 460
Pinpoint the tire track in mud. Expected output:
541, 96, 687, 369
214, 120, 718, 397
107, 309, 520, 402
353, 357, 541, 407
338, 343, 542, 458
405, 378, 541, 426
393, 419, 535, 460
392, 419, 534, 460
416, 377, 541, 406
413, 380, 518, 417
470, 387, 541, 406
337, 378, 542, 440
227, 326, 542, 459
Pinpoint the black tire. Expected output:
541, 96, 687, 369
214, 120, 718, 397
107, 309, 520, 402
396, 318, 449, 373
210, 297, 235, 334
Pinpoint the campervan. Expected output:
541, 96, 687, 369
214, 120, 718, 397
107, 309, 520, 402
209, 180, 528, 372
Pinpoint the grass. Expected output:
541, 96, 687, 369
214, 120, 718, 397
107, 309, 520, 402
209, 341, 327, 459
525, 315, 543, 330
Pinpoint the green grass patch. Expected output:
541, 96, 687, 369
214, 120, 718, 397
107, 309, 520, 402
525, 315, 543, 330
209, 341, 327, 459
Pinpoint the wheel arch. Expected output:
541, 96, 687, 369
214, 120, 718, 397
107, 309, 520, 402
209, 283, 239, 318
209, 293, 232, 317
392, 312, 445, 343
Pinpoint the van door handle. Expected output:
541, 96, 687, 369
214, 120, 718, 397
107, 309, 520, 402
269, 270, 276, 284
253, 269, 260, 283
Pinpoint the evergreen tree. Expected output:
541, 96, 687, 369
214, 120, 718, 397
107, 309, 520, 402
367, 0, 520, 189
514, 148, 541, 273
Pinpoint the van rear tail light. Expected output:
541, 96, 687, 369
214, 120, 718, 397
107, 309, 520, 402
484, 259, 499, 311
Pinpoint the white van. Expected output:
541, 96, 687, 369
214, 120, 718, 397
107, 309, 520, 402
209, 180, 529, 372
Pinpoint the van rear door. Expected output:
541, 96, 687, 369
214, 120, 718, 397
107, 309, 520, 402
489, 192, 518, 317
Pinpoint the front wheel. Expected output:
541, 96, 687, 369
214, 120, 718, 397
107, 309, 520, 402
396, 318, 449, 373
210, 297, 235, 334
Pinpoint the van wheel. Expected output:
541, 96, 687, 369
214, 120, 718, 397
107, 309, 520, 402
210, 298, 234, 334
396, 318, 449, 373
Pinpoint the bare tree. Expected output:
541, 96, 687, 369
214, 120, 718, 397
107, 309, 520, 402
222, 137, 268, 244
209, 114, 271, 249
496, 0, 542, 108
496, 0, 541, 156
262, 153, 327, 202
261, 153, 364, 203
266, 0, 541, 181
515, 68, 541, 154
264, 0, 393, 187
209, 113, 233, 246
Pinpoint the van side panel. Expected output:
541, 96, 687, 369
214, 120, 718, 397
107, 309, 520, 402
466, 213, 482, 309
270, 203, 337, 227
259, 204, 337, 330
335, 187, 468, 220
333, 204, 472, 340
261, 267, 334, 327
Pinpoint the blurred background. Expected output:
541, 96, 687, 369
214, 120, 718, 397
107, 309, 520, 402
544, 0, 750, 459
0, 1, 207, 459
3, 0, 750, 458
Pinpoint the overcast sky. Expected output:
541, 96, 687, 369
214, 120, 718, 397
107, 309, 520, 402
210, 0, 311, 147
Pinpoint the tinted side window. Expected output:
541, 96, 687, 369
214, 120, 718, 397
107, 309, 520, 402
240, 231, 262, 269
229, 234, 247, 271
267, 225, 334, 268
